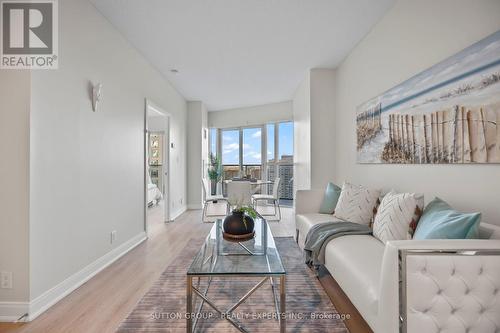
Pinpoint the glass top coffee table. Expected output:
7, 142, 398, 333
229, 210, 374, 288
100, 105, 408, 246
186, 218, 286, 333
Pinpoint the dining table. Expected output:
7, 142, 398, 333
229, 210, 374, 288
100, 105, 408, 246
224, 179, 273, 205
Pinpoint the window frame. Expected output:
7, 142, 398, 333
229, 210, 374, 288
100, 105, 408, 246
209, 121, 292, 184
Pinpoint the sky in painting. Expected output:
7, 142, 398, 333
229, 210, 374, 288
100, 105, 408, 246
358, 29, 500, 114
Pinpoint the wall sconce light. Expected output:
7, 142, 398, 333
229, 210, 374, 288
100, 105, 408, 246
92, 83, 103, 112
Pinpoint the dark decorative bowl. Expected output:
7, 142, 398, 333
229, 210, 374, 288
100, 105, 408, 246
223, 210, 255, 237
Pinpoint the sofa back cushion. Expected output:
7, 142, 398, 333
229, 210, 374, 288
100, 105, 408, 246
318, 182, 342, 214
334, 182, 381, 225
413, 197, 481, 240
479, 222, 500, 239
372, 191, 424, 243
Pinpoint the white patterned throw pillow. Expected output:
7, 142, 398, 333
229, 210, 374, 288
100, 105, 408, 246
334, 182, 381, 225
373, 191, 424, 243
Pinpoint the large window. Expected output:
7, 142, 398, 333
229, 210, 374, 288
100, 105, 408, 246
242, 127, 262, 179
266, 124, 276, 194
278, 122, 293, 158
267, 124, 275, 162
209, 128, 217, 157
210, 122, 294, 203
278, 122, 294, 201
222, 129, 240, 180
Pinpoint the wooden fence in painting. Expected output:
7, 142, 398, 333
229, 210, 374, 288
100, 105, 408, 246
385, 105, 500, 163
357, 103, 383, 149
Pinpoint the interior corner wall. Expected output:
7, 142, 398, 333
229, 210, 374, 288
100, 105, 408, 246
0, 71, 31, 312
310, 69, 336, 189
334, 0, 500, 224
292, 73, 311, 193
28, 0, 187, 311
187, 101, 208, 209
292, 69, 337, 193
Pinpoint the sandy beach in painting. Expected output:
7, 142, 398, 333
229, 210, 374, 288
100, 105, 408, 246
357, 30, 500, 164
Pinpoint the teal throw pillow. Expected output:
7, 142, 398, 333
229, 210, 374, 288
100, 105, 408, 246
319, 182, 342, 214
413, 197, 480, 240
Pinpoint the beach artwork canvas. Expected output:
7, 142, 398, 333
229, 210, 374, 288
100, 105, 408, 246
357, 30, 500, 164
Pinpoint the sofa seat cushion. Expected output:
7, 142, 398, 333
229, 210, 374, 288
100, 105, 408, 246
324, 235, 384, 330
296, 213, 345, 248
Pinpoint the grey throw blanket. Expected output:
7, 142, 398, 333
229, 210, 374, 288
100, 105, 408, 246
304, 221, 372, 270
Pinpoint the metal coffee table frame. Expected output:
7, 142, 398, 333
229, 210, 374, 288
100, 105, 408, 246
186, 219, 286, 333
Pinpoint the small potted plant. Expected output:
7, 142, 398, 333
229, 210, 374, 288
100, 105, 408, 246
223, 201, 257, 240
207, 153, 223, 196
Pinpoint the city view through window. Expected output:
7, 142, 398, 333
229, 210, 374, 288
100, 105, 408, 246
210, 122, 294, 203
270, 122, 293, 203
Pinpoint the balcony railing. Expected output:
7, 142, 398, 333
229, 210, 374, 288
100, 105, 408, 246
222, 165, 262, 180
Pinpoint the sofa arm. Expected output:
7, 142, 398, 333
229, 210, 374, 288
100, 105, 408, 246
378, 239, 500, 333
295, 189, 324, 215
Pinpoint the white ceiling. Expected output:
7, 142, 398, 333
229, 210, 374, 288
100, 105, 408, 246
90, 0, 395, 111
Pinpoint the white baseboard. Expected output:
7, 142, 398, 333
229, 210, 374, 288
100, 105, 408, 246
170, 205, 187, 220
0, 302, 29, 322
187, 204, 202, 210
27, 231, 147, 321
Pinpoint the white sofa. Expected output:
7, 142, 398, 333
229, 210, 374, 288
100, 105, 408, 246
295, 189, 500, 333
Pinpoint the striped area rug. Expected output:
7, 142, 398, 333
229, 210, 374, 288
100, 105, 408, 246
117, 237, 348, 332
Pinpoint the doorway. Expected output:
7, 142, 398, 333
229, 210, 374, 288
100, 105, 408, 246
145, 99, 171, 236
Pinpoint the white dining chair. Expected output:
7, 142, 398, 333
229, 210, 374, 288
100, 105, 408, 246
202, 178, 229, 222
226, 181, 253, 207
251, 177, 281, 221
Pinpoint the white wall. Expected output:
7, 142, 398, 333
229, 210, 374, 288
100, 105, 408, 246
208, 101, 292, 129
334, 0, 500, 224
310, 69, 336, 189
0, 71, 31, 309
292, 69, 337, 193
292, 73, 311, 192
187, 101, 208, 209
29, 0, 187, 311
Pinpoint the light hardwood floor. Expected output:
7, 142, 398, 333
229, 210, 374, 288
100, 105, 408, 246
0, 208, 295, 333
